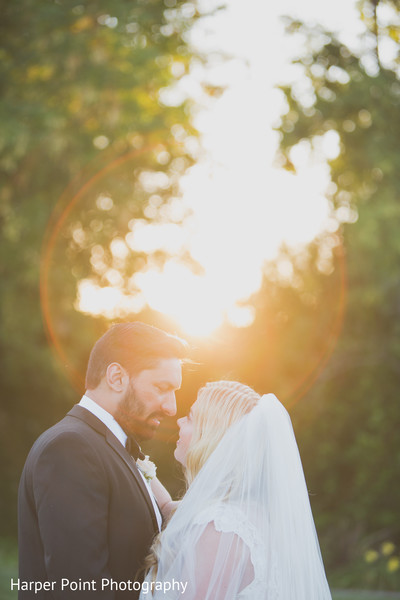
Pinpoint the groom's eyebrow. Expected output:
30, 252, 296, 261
158, 379, 181, 390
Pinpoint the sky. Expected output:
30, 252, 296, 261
77, 0, 363, 336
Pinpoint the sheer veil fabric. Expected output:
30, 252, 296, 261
141, 394, 332, 599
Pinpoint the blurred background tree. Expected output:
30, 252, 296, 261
273, 0, 400, 586
0, 0, 208, 536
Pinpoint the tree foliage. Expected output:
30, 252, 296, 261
0, 0, 206, 535
275, 0, 400, 584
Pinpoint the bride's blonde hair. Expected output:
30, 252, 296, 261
185, 381, 260, 485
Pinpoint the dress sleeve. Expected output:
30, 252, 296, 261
190, 521, 255, 599
33, 432, 115, 599
166, 504, 264, 600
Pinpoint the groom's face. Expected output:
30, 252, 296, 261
115, 357, 182, 441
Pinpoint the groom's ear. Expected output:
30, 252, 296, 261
105, 362, 129, 392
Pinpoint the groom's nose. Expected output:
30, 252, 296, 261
161, 392, 177, 417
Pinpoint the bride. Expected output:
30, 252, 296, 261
143, 381, 332, 599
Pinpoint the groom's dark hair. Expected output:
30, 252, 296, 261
85, 322, 188, 389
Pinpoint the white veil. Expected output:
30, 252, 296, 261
143, 394, 332, 599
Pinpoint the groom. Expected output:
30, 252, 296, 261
18, 322, 187, 599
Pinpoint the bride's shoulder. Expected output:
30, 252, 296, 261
193, 502, 242, 525
194, 502, 243, 524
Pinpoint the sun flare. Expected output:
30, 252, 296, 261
76, 158, 334, 337
75, 0, 343, 338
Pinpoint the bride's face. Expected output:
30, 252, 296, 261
174, 405, 195, 466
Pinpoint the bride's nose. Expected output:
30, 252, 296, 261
177, 416, 185, 428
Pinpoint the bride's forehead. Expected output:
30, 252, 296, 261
191, 395, 212, 415
189, 399, 201, 415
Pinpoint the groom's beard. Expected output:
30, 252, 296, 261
114, 380, 164, 442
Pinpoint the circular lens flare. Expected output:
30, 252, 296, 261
41, 151, 347, 407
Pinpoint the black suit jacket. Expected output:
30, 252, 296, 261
18, 405, 159, 599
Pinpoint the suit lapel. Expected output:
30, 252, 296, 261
104, 429, 159, 533
67, 404, 159, 533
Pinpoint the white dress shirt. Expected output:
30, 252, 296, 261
78, 394, 162, 531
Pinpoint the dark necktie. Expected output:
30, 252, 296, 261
125, 435, 145, 461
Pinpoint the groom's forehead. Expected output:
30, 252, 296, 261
138, 357, 182, 387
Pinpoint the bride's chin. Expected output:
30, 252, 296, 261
174, 447, 185, 466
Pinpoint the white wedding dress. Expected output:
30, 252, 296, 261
140, 395, 332, 599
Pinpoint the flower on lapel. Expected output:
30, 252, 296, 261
136, 455, 157, 482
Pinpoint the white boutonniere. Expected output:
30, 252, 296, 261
136, 455, 157, 482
